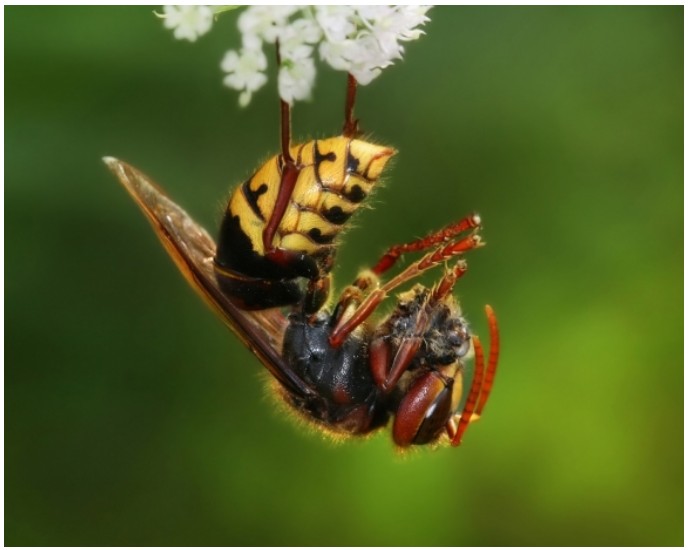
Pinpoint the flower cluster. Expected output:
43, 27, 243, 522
161, 5, 432, 106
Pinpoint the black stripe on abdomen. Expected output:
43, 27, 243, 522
241, 179, 268, 221
321, 205, 352, 225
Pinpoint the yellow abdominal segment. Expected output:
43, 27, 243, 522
227, 136, 395, 256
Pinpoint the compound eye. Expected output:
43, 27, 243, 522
392, 371, 453, 447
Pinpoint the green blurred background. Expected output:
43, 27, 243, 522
6, 6, 683, 546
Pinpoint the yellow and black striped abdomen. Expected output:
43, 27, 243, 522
216, 136, 395, 285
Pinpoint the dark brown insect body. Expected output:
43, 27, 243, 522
107, 70, 500, 449
283, 286, 478, 446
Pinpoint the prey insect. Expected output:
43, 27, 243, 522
107, 69, 500, 448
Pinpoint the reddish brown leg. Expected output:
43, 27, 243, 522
259, 48, 326, 316
329, 270, 379, 327
264, 71, 361, 272
331, 214, 482, 332
329, 233, 483, 347
343, 73, 359, 138
261, 42, 302, 260
372, 213, 482, 276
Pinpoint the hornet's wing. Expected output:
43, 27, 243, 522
104, 157, 314, 399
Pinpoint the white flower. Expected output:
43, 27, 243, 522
238, 6, 299, 44
221, 48, 269, 107
277, 17, 322, 63
315, 6, 357, 42
345, 42, 387, 86
319, 39, 357, 72
319, 36, 387, 86
162, 5, 213, 42
160, 5, 431, 106
318, 6, 432, 86
279, 57, 316, 105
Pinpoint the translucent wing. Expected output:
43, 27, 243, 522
104, 157, 314, 399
